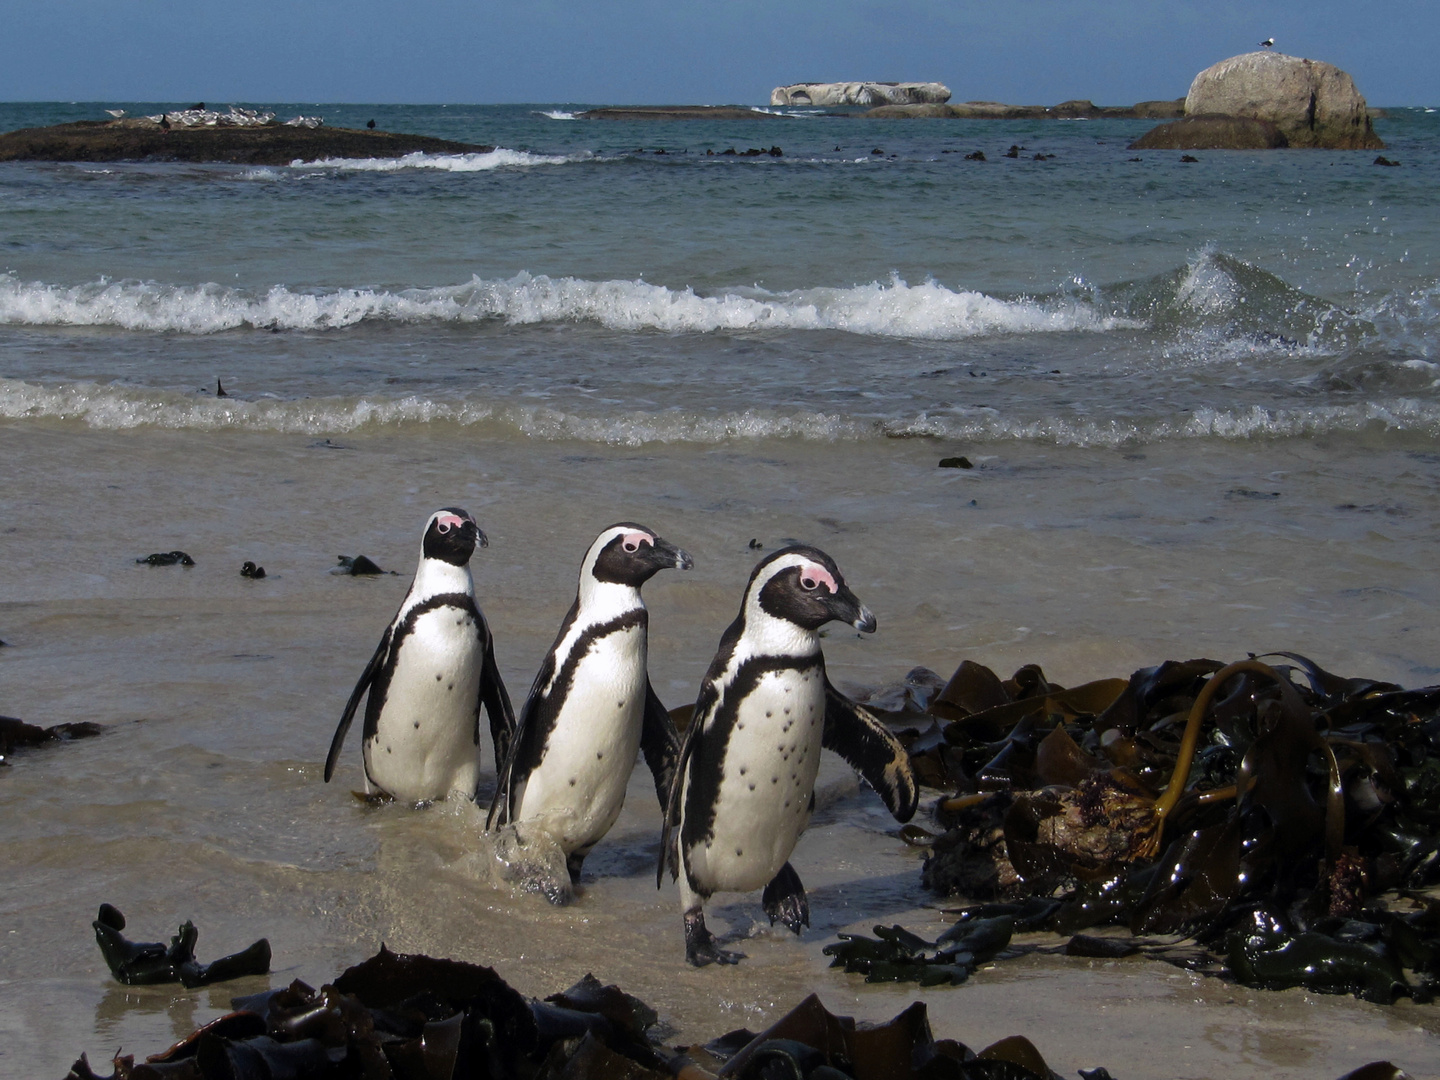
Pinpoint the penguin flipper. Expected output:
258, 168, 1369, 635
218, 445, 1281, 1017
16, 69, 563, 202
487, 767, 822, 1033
657, 710, 702, 888
822, 679, 919, 822
324, 628, 391, 783
640, 681, 681, 812
479, 634, 516, 769
486, 654, 552, 829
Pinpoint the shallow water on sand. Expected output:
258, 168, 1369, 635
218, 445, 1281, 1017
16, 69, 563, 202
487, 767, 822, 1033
4, 426, 1440, 1078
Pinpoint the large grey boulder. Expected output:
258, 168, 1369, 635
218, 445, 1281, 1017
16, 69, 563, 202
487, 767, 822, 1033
1183, 51, 1383, 148
770, 82, 951, 107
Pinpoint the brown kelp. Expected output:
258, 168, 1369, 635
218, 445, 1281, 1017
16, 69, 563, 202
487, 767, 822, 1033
92, 905, 271, 989
63, 944, 1411, 1080
864, 652, 1440, 1003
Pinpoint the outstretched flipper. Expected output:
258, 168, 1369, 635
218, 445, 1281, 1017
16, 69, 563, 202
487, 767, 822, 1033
640, 682, 680, 811
323, 628, 391, 783
762, 862, 810, 935
657, 709, 703, 887
479, 636, 516, 771
822, 679, 919, 822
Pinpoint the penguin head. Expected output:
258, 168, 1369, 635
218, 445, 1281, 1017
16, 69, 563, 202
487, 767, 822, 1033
421, 507, 485, 567
586, 522, 693, 588
749, 545, 875, 634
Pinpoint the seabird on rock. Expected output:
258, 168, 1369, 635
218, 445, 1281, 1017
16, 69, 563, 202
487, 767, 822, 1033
105, 109, 125, 119
367, 119, 376, 129
1260, 37, 1275, 48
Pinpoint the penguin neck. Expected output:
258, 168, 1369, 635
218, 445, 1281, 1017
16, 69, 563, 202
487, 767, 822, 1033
577, 574, 643, 622
741, 608, 820, 660
411, 556, 474, 600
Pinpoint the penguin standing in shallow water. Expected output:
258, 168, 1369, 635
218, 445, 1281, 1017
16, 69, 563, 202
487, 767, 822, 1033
488, 523, 691, 889
659, 545, 918, 966
324, 508, 514, 804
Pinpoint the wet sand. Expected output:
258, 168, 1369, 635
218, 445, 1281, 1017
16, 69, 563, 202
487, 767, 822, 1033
4, 424, 1440, 1078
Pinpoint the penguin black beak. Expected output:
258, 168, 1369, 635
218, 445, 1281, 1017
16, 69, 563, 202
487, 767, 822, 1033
829, 586, 876, 634
653, 536, 693, 571
475, 527, 489, 549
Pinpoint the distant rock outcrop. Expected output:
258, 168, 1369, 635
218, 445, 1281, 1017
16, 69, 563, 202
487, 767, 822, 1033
0, 117, 492, 164
770, 82, 951, 107
865, 98, 1185, 120
1133, 51, 1383, 150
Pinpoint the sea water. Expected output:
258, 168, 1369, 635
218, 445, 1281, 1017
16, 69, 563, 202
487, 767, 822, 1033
2, 102, 1440, 1078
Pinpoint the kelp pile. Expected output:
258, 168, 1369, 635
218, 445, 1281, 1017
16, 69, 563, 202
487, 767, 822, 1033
64, 944, 1097, 1080
860, 652, 1440, 1003
62, 944, 1410, 1080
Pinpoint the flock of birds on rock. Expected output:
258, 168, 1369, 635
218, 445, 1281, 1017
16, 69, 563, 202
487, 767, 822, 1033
323, 509, 917, 966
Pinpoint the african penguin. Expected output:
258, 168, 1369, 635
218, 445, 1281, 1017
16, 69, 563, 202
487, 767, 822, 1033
658, 545, 919, 966
324, 507, 515, 804
488, 523, 691, 889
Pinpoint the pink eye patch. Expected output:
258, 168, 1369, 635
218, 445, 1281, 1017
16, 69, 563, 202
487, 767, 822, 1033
621, 531, 654, 552
798, 564, 838, 593
435, 513, 469, 534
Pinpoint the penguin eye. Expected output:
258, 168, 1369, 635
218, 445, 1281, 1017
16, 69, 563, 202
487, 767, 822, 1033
623, 540, 639, 553
436, 522, 451, 534
800, 575, 818, 591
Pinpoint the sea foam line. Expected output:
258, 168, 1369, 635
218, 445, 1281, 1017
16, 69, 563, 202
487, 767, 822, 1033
291, 147, 588, 171
0, 272, 1135, 339
5, 377, 1440, 447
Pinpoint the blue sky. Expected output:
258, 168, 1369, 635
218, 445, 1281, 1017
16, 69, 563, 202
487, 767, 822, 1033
2, 0, 1434, 106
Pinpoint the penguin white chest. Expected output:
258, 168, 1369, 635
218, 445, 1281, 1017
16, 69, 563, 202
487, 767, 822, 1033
691, 664, 825, 893
515, 622, 647, 850
365, 604, 484, 802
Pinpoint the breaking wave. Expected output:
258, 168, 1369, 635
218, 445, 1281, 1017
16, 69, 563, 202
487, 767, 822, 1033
291, 147, 588, 170
6, 377, 1440, 447
0, 272, 1136, 339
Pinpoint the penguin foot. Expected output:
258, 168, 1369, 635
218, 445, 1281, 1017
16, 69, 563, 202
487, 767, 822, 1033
566, 850, 587, 886
762, 862, 810, 936
684, 908, 745, 967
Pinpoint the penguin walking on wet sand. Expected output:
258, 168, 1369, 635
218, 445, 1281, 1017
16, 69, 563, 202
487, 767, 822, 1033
488, 523, 692, 889
659, 545, 918, 966
324, 508, 515, 804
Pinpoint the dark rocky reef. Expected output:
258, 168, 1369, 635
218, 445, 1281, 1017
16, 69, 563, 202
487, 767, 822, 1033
864, 98, 1186, 120
1130, 115, 1290, 150
0, 119, 493, 164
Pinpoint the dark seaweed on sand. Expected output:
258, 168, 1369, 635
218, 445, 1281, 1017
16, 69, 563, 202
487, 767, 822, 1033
64, 944, 1410, 1080
868, 651, 1440, 1003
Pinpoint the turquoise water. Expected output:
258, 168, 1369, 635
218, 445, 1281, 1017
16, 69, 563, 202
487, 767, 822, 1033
2, 103, 1439, 445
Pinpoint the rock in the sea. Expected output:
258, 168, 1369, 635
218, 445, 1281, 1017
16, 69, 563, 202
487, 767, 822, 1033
770, 81, 951, 107
866, 98, 1185, 120
1179, 51, 1383, 149
1130, 115, 1289, 150
0, 118, 495, 164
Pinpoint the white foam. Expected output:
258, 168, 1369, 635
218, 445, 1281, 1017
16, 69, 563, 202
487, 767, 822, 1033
538, 110, 578, 120
0, 271, 1138, 339
291, 148, 587, 171
6, 377, 1440, 448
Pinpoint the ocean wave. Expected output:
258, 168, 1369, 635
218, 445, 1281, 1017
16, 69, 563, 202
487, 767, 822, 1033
6, 377, 1440, 447
537, 110, 579, 120
0, 272, 1137, 338
290, 148, 588, 171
